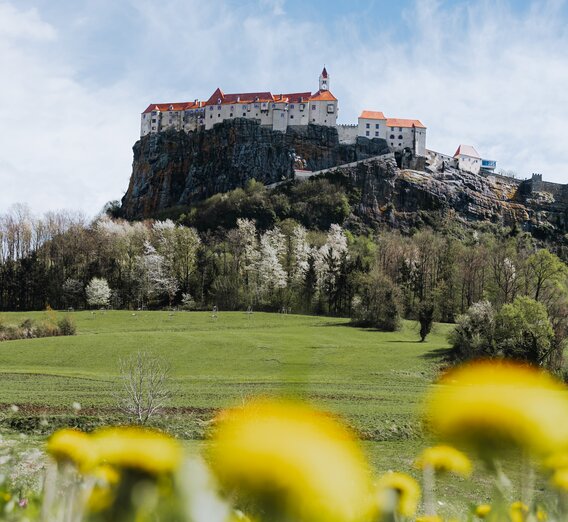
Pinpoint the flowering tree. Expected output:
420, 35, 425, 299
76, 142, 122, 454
85, 277, 111, 308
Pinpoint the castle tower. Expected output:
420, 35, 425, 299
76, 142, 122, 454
319, 66, 329, 91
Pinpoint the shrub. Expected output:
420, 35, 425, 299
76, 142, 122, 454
57, 316, 77, 336
34, 321, 60, 338
449, 300, 495, 361
353, 269, 401, 331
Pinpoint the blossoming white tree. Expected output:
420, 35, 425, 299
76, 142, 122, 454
85, 277, 111, 308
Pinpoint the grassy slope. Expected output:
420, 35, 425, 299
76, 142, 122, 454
0, 311, 449, 423
0, 311, 546, 516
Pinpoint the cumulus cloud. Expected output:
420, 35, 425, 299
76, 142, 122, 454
0, 0, 566, 217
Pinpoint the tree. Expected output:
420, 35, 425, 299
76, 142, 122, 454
418, 301, 435, 342
85, 277, 111, 308
449, 301, 495, 361
115, 351, 171, 424
494, 296, 554, 365
526, 249, 567, 303
353, 268, 401, 331
62, 278, 83, 308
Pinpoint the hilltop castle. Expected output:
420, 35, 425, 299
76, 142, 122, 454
140, 68, 496, 167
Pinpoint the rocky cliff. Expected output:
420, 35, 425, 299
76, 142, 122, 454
121, 119, 567, 241
330, 155, 567, 239
121, 119, 388, 219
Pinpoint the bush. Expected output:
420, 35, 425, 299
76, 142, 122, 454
449, 300, 495, 360
33, 321, 60, 339
353, 269, 401, 331
57, 316, 77, 336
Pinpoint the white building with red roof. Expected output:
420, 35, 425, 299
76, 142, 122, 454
454, 144, 482, 174
140, 68, 338, 136
357, 111, 427, 156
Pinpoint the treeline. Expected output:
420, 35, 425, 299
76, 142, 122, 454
1, 202, 567, 367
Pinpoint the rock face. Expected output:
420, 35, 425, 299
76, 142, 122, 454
121, 118, 567, 241
121, 119, 388, 218
327, 156, 567, 239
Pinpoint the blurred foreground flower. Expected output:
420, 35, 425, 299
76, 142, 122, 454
375, 471, 420, 518
93, 426, 182, 476
425, 361, 568, 458
209, 399, 374, 522
415, 445, 472, 477
475, 503, 491, 518
47, 428, 97, 472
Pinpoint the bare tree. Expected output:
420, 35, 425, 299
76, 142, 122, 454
116, 351, 171, 424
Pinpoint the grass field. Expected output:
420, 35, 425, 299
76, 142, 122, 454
0, 310, 533, 515
0, 310, 450, 425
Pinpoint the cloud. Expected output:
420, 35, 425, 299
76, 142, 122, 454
0, 0, 566, 218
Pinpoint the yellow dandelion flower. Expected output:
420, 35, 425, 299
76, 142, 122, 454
92, 427, 181, 476
543, 451, 568, 470
424, 361, 568, 457
209, 399, 374, 522
415, 445, 472, 477
536, 507, 548, 521
550, 468, 568, 491
86, 466, 120, 513
475, 504, 491, 518
375, 471, 420, 518
510, 501, 529, 522
47, 428, 97, 471
415, 516, 442, 522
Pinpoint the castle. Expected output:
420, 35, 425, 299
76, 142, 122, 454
140, 68, 494, 167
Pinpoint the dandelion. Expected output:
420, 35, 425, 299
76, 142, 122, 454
46, 429, 97, 471
92, 427, 181, 476
550, 468, 568, 491
86, 465, 120, 513
424, 361, 568, 457
209, 399, 374, 522
475, 504, 491, 518
415, 516, 442, 522
415, 445, 472, 477
510, 501, 529, 522
375, 471, 420, 518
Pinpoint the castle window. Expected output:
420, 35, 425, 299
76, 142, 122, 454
398, 135, 403, 140
375, 124, 379, 129
290, 104, 294, 109
230, 113, 233, 117
290, 115, 294, 119
365, 131, 369, 136
366, 123, 370, 128
152, 118, 156, 123
399, 127, 403, 131
218, 114, 221, 118
281, 113, 284, 118
390, 134, 395, 139
311, 105, 316, 110
243, 113, 246, 117
390, 127, 394, 131
217, 105, 222, 110
272, 104, 276, 108
327, 104, 334, 113
209, 107, 213, 111
375, 132, 379, 137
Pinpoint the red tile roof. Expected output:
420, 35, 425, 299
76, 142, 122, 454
386, 118, 426, 129
359, 110, 386, 120
142, 101, 202, 114
283, 92, 312, 103
309, 90, 337, 101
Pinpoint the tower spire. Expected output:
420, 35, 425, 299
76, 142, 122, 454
319, 66, 329, 91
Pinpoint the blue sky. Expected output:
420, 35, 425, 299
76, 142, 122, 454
1, 0, 567, 215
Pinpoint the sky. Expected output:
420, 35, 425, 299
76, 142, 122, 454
1, 0, 568, 216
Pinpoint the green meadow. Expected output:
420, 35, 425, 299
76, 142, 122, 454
2, 310, 519, 514
0, 311, 448, 424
